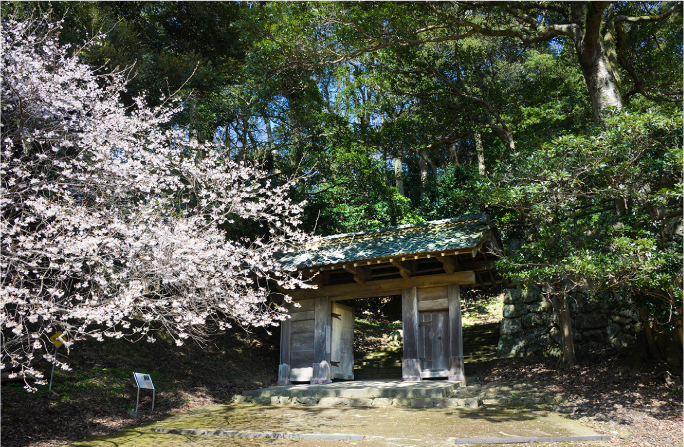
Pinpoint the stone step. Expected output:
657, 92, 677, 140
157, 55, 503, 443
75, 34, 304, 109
242, 379, 460, 400
353, 374, 402, 380
235, 395, 483, 409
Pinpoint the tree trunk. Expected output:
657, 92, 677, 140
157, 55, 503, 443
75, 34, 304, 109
382, 150, 389, 185
449, 142, 459, 166
556, 291, 576, 366
265, 116, 279, 175
577, 44, 623, 123
639, 309, 663, 361
571, 3, 623, 123
394, 157, 405, 197
474, 131, 485, 175
418, 154, 429, 211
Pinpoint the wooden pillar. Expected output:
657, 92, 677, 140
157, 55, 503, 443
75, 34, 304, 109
277, 317, 291, 386
311, 295, 332, 384
448, 284, 466, 385
401, 287, 422, 381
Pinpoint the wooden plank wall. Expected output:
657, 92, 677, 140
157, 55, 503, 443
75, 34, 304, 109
417, 286, 448, 311
401, 287, 422, 381
311, 296, 332, 384
417, 286, 450, 378
331, 302, 354, 380
285, 299, 315, 383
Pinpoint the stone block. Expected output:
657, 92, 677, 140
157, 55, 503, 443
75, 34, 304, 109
522, 285, 542, 303
542, 312, 559, 327
371, 398, 392, 407
522, 313, 544, 329
392, 398, 412, 407
504, 288, 522, 304
530, 328, 551, 346
611, 333, 634, 348
549, 327, 561, 345
503, 304, 527, 318
482, 398, 509, 406
411, 398, 434, 408
575, 314, 608, 330
270, 396, 281, 405
617, 309, 639, 320
434, 398, 461, 408
500, 318, 523, 335
528, 300, 551, 313
611, 315, 633, 325
553, 394, 567, 404
606, 324, 620, 338
298, 396, 318, 406
497, 334, 526, 357
349, 398, 374, 407
318, 397, 346, 406
464, 397, 482, 408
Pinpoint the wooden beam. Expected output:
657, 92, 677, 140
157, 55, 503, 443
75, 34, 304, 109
448, 284, 465, 385
286, 271, 477, 300
390, 259, 412, 279
437, 255, 458, 274
343, 264, 366, 284
353, 268, 366, 285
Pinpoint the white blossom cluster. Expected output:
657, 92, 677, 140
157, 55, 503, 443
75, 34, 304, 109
1, 17, 312, 391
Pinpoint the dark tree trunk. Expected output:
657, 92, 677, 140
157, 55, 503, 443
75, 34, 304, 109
556, 290, 577, 367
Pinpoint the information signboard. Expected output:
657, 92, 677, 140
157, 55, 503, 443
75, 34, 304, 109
134, 373, 155, 390
132, 372, 156, 413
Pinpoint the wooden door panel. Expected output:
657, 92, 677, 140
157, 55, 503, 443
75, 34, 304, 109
331, 302, 354, 380
418, 310, 449, 376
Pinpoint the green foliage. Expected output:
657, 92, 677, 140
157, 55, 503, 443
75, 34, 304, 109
8, 2, 680, 350
484, 110, 682, 328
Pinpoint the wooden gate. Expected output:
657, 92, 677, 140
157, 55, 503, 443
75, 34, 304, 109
330, 302, 354, 380
417, 310, 450, 378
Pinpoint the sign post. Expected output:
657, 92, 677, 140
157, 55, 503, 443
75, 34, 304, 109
48, 332, 67, 392
133, 372, 155, 413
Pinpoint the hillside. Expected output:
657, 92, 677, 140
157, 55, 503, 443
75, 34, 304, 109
1, 327, 281, 447
2, 293, 682, 447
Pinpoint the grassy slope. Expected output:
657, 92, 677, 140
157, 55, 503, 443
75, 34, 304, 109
1, 327, 281, 447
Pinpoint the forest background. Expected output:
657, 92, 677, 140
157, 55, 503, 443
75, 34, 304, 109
2, 1, 682, 369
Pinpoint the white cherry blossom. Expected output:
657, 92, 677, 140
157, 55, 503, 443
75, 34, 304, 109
1, 16, 312, 391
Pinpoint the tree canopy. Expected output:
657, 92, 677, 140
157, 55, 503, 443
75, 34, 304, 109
1, 1, 681, 376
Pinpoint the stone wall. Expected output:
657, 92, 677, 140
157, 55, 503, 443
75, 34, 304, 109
497, 285, 640, 357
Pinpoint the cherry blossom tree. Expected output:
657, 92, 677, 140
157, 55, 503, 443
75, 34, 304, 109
1, 16, 311, 391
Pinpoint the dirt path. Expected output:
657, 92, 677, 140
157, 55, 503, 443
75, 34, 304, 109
68, 404, 605, 447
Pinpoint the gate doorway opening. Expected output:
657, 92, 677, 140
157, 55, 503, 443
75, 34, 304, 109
274, 215, 505, 387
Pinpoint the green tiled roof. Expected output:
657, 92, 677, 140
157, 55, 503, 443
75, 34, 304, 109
276, 214, 494, 271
